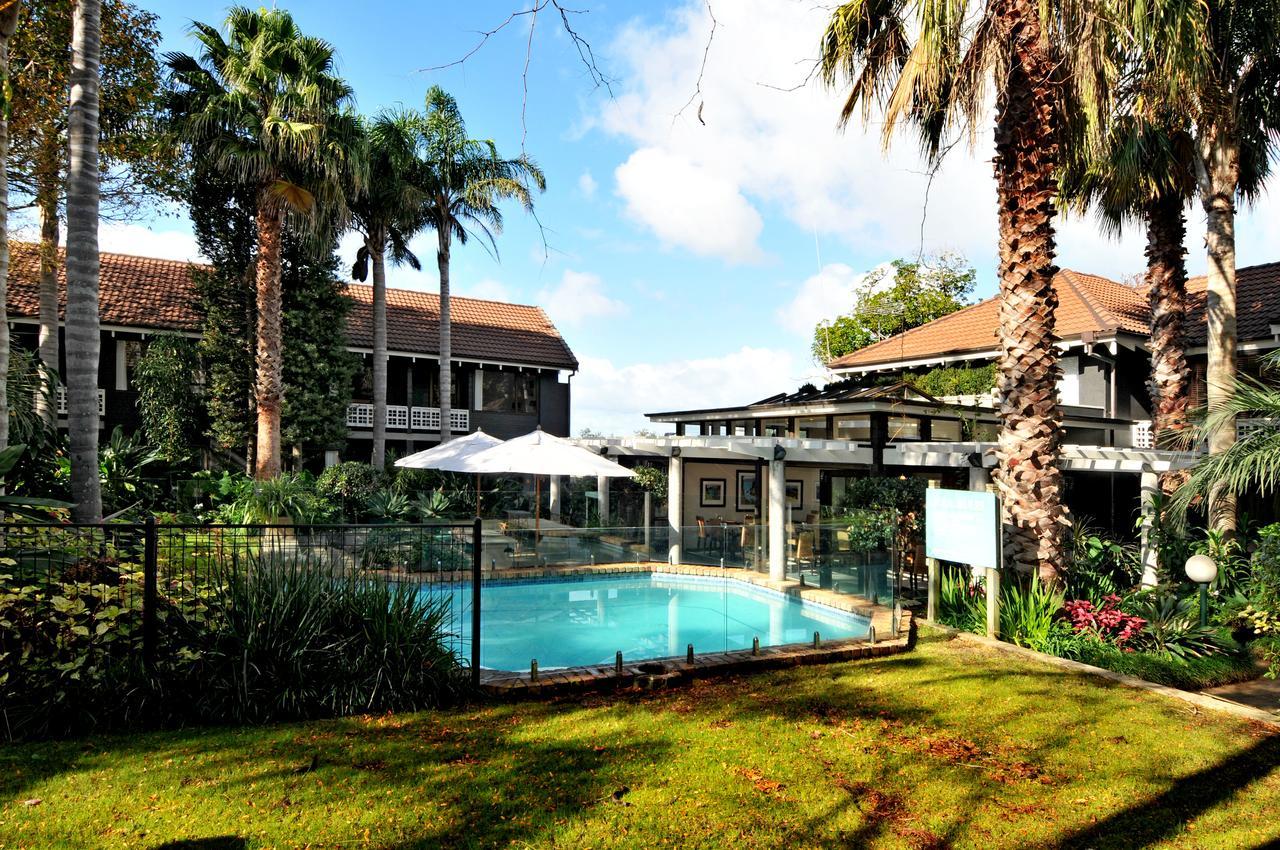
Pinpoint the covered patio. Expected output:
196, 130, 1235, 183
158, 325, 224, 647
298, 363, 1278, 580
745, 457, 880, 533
576, 435, 1197, 587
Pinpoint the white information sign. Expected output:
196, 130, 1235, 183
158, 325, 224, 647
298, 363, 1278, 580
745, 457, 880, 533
925, 488, 1000, 569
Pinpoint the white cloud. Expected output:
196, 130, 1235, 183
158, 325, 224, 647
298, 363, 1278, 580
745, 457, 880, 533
96, 222, 203, 262
614, 147, 765, 262
538, 269, 627, 326
573, 346, 799, 435
577, 171, 598, 198
775, 262, 864, 336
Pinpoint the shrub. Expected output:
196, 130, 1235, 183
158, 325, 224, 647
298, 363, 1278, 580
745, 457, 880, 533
910, 363, 997, 398
218, 471, 335, 524
1066, 640, 1258, 691
195, 567, 465, 723
317, 462, 386, 520
1124, 590, 1234, 659
1000, 577, 1066, 651
1250, 523, 1280, 612
938, 567, 985, 633
1066, 521, 1141, 602
1062, 595, 1146, 647
365, 488, 412, 522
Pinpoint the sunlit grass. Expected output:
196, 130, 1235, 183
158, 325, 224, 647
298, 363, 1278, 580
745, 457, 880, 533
2, 630, 1278, 849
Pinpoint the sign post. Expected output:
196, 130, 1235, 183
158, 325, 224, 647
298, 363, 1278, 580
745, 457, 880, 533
925, 481, 940, 622
924, 485, 1001, 637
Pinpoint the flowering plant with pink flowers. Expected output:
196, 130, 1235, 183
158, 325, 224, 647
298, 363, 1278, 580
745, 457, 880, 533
1062, 595, 1147, 647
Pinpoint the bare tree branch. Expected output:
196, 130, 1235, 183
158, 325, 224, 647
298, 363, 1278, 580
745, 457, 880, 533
674, 0, 717, 126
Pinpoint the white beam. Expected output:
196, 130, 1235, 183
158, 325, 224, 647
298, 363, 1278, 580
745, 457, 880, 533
668, 455, 683, 565
768, 457, 786, 581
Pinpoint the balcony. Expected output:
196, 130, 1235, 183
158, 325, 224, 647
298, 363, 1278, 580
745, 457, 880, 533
1130, 417, 1275, 450
56, 387, 106, 417
346, 403, 470, 433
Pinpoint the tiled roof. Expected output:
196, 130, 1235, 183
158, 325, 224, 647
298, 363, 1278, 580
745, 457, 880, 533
829, 264, 1279, 370
1184, 262, 1280, 346
342, 284, 578, 370
7, 242, 578, 371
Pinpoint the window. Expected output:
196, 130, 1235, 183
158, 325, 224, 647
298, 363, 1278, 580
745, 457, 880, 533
797, 417, 828, 439
410, 367, 461, 408
762, 418, 789, 437
931, 419, 962, 441
480, 370, 538, 414
833, 416, 871, 441
888, 417, 920, 440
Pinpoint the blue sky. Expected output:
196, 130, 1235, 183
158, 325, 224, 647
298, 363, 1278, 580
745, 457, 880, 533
38, 0, 1280, 434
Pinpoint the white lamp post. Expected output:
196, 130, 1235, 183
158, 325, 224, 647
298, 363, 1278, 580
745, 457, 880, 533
1185, 554, 1218, 627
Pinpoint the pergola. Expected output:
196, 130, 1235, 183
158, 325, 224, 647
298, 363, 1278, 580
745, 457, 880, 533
573, 436, 1198, 586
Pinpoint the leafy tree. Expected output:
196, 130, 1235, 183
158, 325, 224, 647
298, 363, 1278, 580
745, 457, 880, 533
9, 0, 184, 420
280, 241, 359, 467
349, 112, 427, 467
812, 254, 975, 363
0, 0, 17, 453
821, 0, 1110, 583
133, 335, 202, 464
64, 0, 104, 520
419, 85, 545, 442
166, 6, 361, 479
1131, 0, 1280, 531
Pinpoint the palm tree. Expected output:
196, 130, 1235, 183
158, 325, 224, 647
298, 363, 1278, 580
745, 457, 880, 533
0, 0, 19, 455
350, 112, 427, 470
1170, 351, 1280, 520
419, 86, 545, 443
65, 0, 102, 520
1060, 112, 1198, 441
820, 0, 1107, 583
1137, 0, 1280, 531
166, 6, 359, 479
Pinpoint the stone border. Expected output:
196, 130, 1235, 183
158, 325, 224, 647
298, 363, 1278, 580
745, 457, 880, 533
478, 569, 911, 699
930, 624, 1280, 728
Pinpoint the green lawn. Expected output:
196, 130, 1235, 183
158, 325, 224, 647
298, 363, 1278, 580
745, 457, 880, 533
3, 631, 1279, 850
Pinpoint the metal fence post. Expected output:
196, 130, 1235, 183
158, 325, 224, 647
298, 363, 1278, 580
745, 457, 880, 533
471, 517, 482, 688
142, 516, 158, 670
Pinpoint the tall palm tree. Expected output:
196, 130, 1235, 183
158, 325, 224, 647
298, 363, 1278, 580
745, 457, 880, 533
350, 112, 426, 470
166, 6, 359, 479
1136, 0, 1280, 531
0, 0, 18, 454
419, 86, 544, 443
65, 0, 103, 520
1060, 112, 1198, 441
820, 0, 1108, 583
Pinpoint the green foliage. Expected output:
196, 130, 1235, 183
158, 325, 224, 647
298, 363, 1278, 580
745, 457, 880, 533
909, 364, 997, 398
280, 242, 360, 462
54, 427, 164, 518
999, 577, 1066, 651
1066, 521, 1142, 602
365, 489, 412, 522
133, 336, 203, 463
358, 528, 468, 572
938, 567, 986, 633
1066, 640, 1259, 690
317, 462, 387, 519
630, 465, 668, 500
811, 253, 975, 363
196, 569, 464, 724
219, 472, 338, 525
0, 445, 73, 520
6, 349, 65, 499
843, 510, 894, 554
1124, 590, 1234, 659
1251, 523, 1280, 612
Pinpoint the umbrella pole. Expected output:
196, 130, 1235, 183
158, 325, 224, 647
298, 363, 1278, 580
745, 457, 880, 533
475, 474, 481, 519
535, 475, 542, 544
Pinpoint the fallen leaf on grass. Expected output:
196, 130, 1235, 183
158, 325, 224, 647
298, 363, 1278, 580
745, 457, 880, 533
21, 799, 41, 807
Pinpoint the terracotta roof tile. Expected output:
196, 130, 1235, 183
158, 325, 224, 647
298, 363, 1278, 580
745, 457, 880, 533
1184, 262, 1280, 346
7, 242, 578, 370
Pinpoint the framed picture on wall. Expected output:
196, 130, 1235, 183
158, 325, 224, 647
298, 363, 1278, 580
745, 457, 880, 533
786, 480, 803, 507
735, 470, 759, 512
700, 478, 726, 508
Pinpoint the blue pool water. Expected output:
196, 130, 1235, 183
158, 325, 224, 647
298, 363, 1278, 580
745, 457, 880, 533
445, 572, 871, 671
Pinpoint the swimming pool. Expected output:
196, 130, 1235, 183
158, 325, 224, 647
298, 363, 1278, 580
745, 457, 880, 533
444, 572, 872, 672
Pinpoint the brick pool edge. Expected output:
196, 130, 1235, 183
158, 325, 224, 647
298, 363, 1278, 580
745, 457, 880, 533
473, 563, 914, 699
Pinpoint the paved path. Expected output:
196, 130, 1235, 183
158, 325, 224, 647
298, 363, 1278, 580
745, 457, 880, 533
1204, 676, 1280, 715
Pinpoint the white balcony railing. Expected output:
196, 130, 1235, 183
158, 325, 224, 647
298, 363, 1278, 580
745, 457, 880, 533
56, 387, 106, 417
1131, 420, 1154, 449
346, 403, 469, 433
1130, 418, 1274, 450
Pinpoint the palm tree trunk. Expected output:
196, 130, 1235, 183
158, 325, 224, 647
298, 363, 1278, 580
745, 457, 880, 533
990, 0, 1066, 584
437, 228, 452, 444
0, 1, 17, 454
370, 233, 387, 469
1196, 123, 1239, 533
253, 199, 285, 480
1145, 194, 1190, 441
65, 0, 104, 521
36, 186, 61, 425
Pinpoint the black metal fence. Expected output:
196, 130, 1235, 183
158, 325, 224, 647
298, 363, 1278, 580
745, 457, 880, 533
2, 519, 484, 685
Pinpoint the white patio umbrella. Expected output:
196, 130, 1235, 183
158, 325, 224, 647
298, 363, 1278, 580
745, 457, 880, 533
393, 429, 503, 516
456, 428, 633, 535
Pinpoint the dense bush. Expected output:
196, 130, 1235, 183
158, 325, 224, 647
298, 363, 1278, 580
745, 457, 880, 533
195, 568, 466, 724
1, 548, 466, 739
317, 462, 387, 519
1065, 641, 1258, 691
1066, 522, 1141, 602
910, 364, 997, 398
